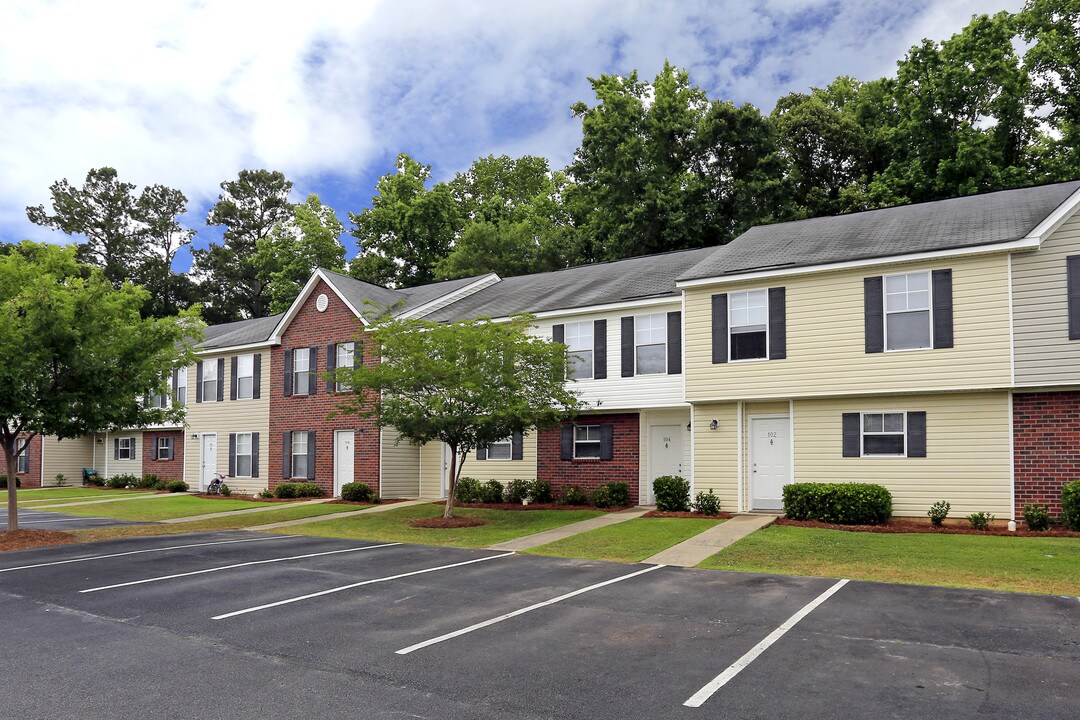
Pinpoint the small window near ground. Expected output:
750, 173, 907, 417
487, 437, 512, 460
236, 354, 255, 399
885, 271, 931, 350
635, 313, 667, 374
293, 349, 310, 395
729, 289, 768, 361
574, 425, 602, 459
335, 342, 355, 391
862, 412, 906, 456
291, 431, 309, 478
118, 437, 135, 460
235, 432, 253, 477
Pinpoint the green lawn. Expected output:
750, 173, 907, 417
526, 517, 723, 563
700, 525, 1080, 596
55, 495, 296, 521
7, 487, 152, 503
284, 503, 604, 548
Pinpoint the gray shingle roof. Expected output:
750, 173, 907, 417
681, 180, 1080, 282
198, 313, 283, 350
319, 269, 489, 316
429, 247, 717, 322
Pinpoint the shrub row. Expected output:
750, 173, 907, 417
273, 482, 323, 499
783, 483, 893, 525
340, 481, 379, 503
926, 479, 1080, 531
0, 475, 21, 489
453, 477, 630, 508
86, 473, 187, 492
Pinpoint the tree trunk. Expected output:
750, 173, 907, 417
443, 442, 458, 519
5, 442, 19, 532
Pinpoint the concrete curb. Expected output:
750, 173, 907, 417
158, 498, 334, 524
642, 514, 777, 567
489, 507, 651, 552
247, 498, 434, 531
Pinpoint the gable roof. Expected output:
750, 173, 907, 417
198, 313, 283, 351
318, 269, 490, 316
680, 180, 1080, 283
429, 247, 717, 322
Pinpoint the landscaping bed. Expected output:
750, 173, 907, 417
0, 529, 77, 552
776, 517, 1080, 538
435, 501, 632, 512
642, 510, 733, 519
328, 498, 407, 506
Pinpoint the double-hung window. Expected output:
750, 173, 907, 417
862, 412, 906, 456
234, 433, 253, 477
635, 314, 667, 374
729, 290, 768, 361
291, 431, 309, 479
16, 442, 29, 473
564, 322, 593, 380
201, 362, 218, 403
574, 425, 602, 459
293, 349, 310, 395
117, 437, 135, 461
236, 354, 255, 399
175, 370, 187, 407
885, 271, 931, 350
335, 342, 354, 391
487, 437, 512, 460
156, 437, 173, 461
149, 382, 169, 409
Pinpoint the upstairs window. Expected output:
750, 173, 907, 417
293, 349, 311, 395
862, 412, 906, 456
635, 314, 667, 374
236, 354, 255, 399
149, 387, 169, 409
175, 369, 187, 407
729, 290, 768, 361
335, 342, 355, 391
885, 271, 931, 351
200, 362, 218, 403
564, 322, 593, 380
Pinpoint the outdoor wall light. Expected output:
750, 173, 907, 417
190, 433, 199, 439
709, 419, 719, 430
686, 422, 691, 431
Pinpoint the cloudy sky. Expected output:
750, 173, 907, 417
0, 0, 1023, 268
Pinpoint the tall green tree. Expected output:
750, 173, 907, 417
349, 154, 461, 288
336, 313, 581, 518
134, 183, 197, 318
1020, 0, 1080, 178
253, 194, 347, 314
193, 169, 293, 322
0, 242, 198, 530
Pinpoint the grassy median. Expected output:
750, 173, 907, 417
53, 495, 298, 521
526, 517, 723, 563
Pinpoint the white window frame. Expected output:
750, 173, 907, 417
291, 431, 309, 479
200, 362, 218, 403
149, 383, 170, 409
293, 349, 310, 396
564, 322, 593, 380
728, 288, 770, 362
117, 437, 136, 461
156, 436, 172, 461
335, 342, 355, 391
486, 437, 512, 461
573, 425, 602, 459
860, 411, 907, 457
235, 432, 254, 478
175, 369, 187, 407
236, 354, 255, 400
883, 270, 933, 352
634, 313, 667, 375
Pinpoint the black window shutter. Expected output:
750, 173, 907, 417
711, 294, 728, 364
511, 431, 524, 460
560, 426, 573, 460
252, 353, 262, 399
228, 433, 237, 478
283, 349, 293, 397
594, 319, 607, 379
552, 324, 564, 344
621, 316, 635, 377
150, 438, 159, 461
476, 445, 488, 461
282, 432, 291, 478
195, 361, 204, 403
230, 356, 238, 400
306, 431, 317, 480
599, 424, 614, 460
842, 413, 861, 457
768, 287, 787, 360
252, 432, 260, 477
326, 343, 337, 392
907, 412, 927, 457
864, 277, 885, 353
113, 438, 120, 460
1069, 256, 1080, 340
308, 347, 318, 396
216, 358, 225, 402
931, 269, 953, 349
667, 311, 682, 375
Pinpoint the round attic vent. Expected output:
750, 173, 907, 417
316, 293, 329, 312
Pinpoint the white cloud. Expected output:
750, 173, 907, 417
0, 0, 1023, 245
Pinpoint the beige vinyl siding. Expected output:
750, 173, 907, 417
380, 427, 420, 498
794, 392, 1011, 518
690, 402, 740, 512
684, 254, 1012, 402
460, 433, 538, 483
41, 435, 96, 486
1013, 210, 1080, 386
106, 432, 143, 477
182, 350, 271, 495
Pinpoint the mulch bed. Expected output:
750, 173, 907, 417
642, 510, 733, 519
410, 516, 488, 529
328, 498, 407, 506
777, 517, 1080, 537
1, 529, 77, 552
193, 494, 298, 502
433, 501, 633, 512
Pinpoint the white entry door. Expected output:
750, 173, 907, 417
440, 443, 452, 498
647, 425, 684, 504
334, 430, 355, 497
750, 417, 790, 511
200, 433, 217, 492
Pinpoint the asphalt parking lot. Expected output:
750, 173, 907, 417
0, 507, 144, 531
1, 531, 1077, 719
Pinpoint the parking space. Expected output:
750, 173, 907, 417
0, 507, 147, 530
1, 531, 1077, 719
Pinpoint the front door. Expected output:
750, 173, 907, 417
440, 443, 452, 498
200, 433, 217, 492
647, 425, 684, 505
750, 417, 790, 511
334, 430, 355, 497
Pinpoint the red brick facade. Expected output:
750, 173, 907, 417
537, 413, 640, 503
268, 280, 381, 496
142, 430, 185, 481
1014, 391, 1080, 519
8, 434, 42, 487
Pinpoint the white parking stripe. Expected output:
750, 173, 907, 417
213, 552, 515, 620
396, 563, 666, 655
80, 542, 401, 593
683, 578, 849, 708
0, 535, 302, 573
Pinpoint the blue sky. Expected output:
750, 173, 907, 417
0, 0, 1023, 271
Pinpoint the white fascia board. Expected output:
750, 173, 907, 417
398, 273, 502, 319
195, 340, 276, 357
269, 269, 368, 342
531, 295, 680, 320
675, 237, 1042, 290
1022, 187, 1080, 243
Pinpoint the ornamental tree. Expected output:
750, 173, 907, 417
0, 242, 199, 531
335, 313, 581, 518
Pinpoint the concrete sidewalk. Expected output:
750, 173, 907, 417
247, 498, 433, 530
642, 513, 777, 567
488, 506, 650, 551
159, 498, 333, 524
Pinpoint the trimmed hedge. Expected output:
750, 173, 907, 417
562, 485, 588, 505
528, 479, 553, 504
653, 475, 690, 512
503, 479, 530, 504
478, 479, 504, 504
0, 475, 21, 489
782, 482, 893, 525
454, 477, 481, 503
163, 480, 189, 493
273, 482, 323, 499
590, 481, 630, 509
341, 482, 377, 503
1062, 480, 1080, 531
